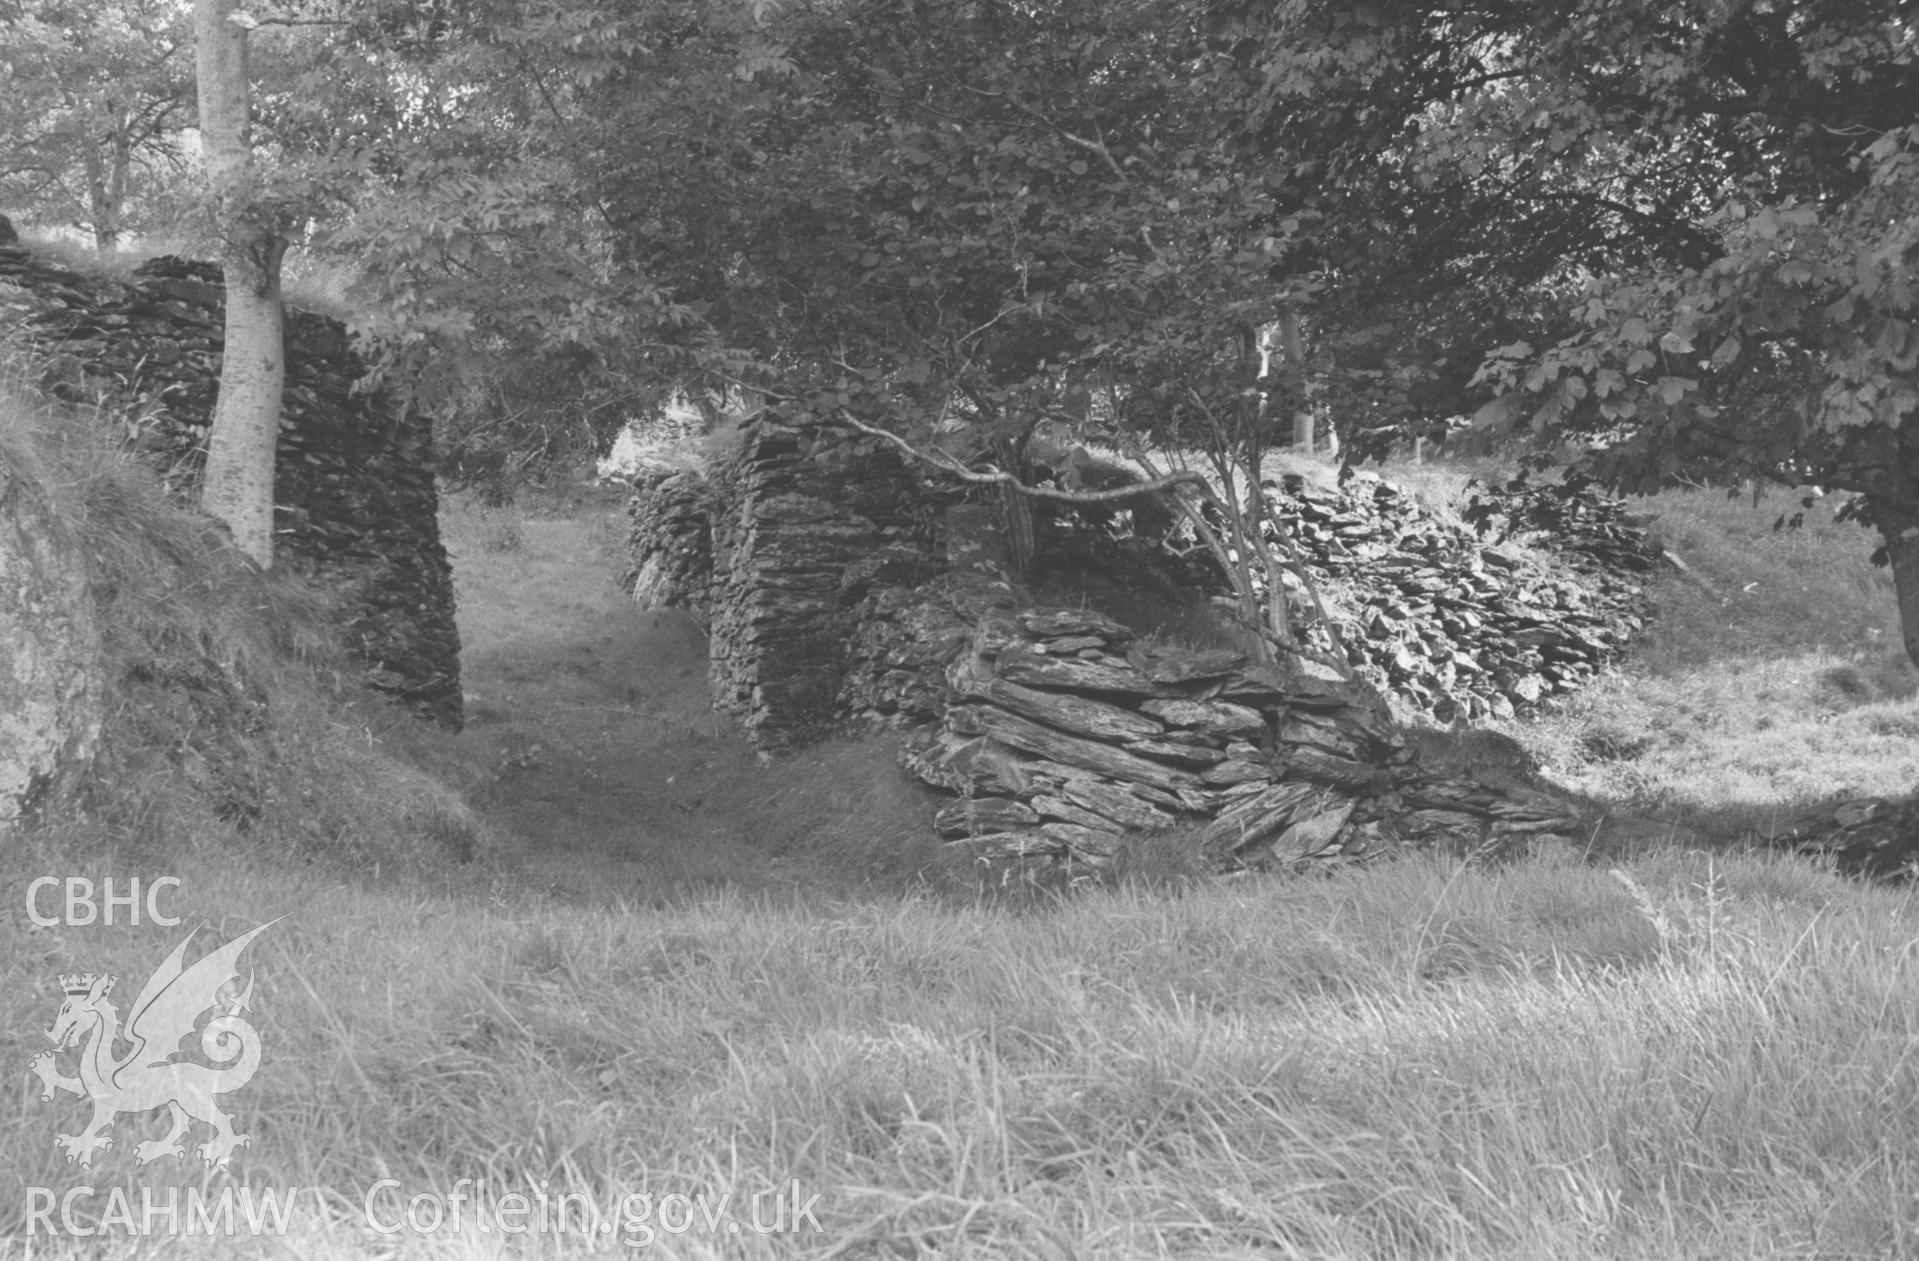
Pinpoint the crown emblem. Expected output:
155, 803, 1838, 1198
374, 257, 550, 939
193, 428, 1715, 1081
59, 973, 107, 996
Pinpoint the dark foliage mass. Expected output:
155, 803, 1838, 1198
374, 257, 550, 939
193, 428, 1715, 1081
12, 0, 1912, 654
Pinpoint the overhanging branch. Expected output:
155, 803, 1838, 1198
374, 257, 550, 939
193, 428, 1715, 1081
834, 411, 1209, 504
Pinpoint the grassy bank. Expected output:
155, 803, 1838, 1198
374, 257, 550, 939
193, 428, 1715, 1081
0, 351, 486, 881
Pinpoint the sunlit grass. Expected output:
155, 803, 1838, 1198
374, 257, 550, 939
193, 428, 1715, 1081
1518, 486, 1916, 837
1359, 457, 1919, 841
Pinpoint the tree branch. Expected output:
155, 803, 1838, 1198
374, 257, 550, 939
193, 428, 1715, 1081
833, 411, 1208, 503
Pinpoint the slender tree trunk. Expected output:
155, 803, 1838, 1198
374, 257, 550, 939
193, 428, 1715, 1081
195, 0, 285, 566
104, 100, 130, 252
1879, 514, 1919, 671
1278, 309, 1313, 455
991, 433, 1036, 579
81, 98, 114, 253
82, 96, 131, 253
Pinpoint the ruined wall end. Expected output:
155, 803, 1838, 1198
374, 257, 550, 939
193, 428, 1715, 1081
0, 247, 462, 727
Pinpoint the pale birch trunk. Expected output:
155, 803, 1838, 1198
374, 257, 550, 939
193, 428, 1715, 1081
81, 95, 131, 253
195, 0, 285, 567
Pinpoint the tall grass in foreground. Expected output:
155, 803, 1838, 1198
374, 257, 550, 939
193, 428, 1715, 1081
10, 412, 1919, 1259
4, 846, 1915, 1259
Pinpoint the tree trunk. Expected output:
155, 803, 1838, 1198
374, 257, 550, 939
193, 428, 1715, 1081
82, 95, 130, 253
1882, 516, 1919, 671
1278, 309, 1314, 455
104, 98, 131, 253
195, 0, 285, 567
991, 434, 1035, 579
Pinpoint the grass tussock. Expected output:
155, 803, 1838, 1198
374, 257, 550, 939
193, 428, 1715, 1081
0, 342, 493, 878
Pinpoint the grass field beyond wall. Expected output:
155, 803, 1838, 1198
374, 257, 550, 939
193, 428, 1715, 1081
1492, 479, 1919, 841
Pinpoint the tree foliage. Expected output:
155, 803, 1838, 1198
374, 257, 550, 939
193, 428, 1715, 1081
1204, 1, 1911, 460
13, 0, 1913, 660
0, 0, 196, 250
570, 0, 1354, 661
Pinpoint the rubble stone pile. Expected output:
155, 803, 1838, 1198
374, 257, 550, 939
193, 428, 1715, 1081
0, 246, 462, 725
1275, 471, 1659, 723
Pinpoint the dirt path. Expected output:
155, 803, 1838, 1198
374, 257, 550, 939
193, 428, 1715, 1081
428, 484, 797, 900
413, 481, 948, 905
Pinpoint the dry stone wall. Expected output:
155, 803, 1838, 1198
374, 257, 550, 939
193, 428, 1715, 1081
623, 420, 1919, 881
622, 467, 715, 615
688, 418, 942, 745
623, 427, 1613, 869
0, 246, 462, 726
624, 421, 1662, 749
899, 585, 1580, 868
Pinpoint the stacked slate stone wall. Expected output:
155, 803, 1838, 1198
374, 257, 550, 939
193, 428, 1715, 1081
623, 434, 1593, 870
0, 246, 461, 726
622, 467, 716, 615
691, 418, 943, 745
622, 411, 1919, 882
900, 588, 1580, 868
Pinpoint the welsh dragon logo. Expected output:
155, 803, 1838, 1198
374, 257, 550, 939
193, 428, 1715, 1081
27, 919, 281, 1170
